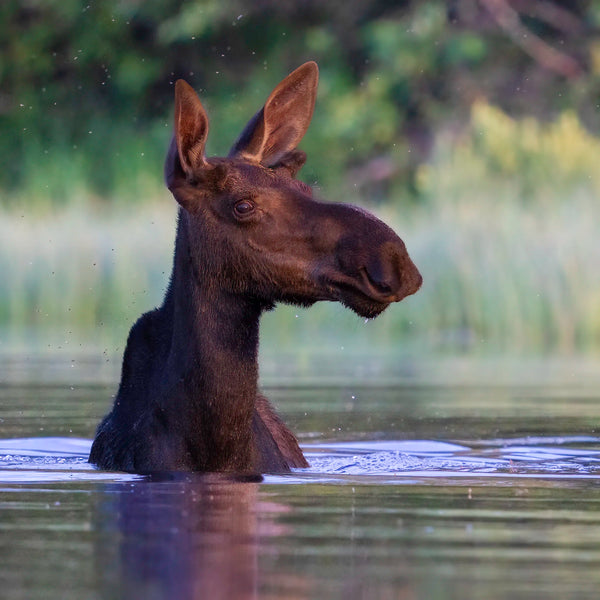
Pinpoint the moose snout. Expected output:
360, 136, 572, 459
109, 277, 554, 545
326, 209, 422, 316
364, 240, 423, 302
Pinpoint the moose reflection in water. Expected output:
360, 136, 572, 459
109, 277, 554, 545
89, 61, 422, 474
94, 477, 275, 600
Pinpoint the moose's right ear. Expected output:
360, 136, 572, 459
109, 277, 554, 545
164, 79, 209, 189
228, 62, 318, 168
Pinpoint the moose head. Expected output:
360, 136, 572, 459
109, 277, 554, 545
164, 61, 422, 320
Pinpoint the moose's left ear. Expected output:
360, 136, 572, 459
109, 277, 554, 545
228, 62, 318, 168
165, 79, 209, 189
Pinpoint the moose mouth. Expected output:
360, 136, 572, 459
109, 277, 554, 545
341, 292, 391, 319
317, 271, 400, 319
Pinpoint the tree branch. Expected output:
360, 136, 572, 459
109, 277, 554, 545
480, 0, 583, 78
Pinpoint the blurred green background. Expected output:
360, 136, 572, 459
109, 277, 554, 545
1, 0, 599, 358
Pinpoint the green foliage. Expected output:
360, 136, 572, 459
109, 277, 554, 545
2, 1, 600, 206
7, 121, 168, 210
418, 101, 600, 199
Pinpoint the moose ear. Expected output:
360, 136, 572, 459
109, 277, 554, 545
228, 62, 318, 168
165, 79, 209, 188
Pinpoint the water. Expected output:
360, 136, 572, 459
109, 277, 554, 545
1, 355, 600, 599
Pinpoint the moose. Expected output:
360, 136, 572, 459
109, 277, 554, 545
89, 61, 422, 474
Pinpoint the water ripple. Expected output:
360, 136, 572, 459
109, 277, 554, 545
1, 437, 600, 484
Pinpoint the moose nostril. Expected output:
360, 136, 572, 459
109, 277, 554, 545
362, 240, 411, 298
372, 276, 393, 295
363, 263, 398, 298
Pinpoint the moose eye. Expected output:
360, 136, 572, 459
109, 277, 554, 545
233, 200, 255, 217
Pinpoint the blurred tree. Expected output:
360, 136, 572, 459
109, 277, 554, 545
1, 0, 599, 204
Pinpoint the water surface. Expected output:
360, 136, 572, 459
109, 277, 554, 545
1, 355, 599, 599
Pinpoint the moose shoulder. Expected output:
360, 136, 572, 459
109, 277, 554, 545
89, 61, 422, 474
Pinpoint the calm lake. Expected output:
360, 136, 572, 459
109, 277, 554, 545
1, 353, 599, 599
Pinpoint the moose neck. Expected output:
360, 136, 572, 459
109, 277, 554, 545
162, 212, 263, 470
